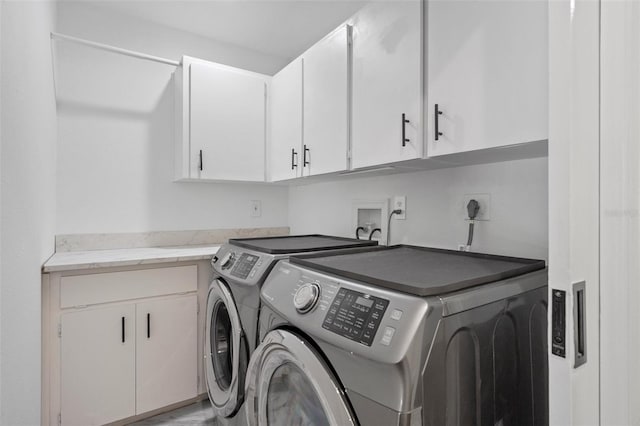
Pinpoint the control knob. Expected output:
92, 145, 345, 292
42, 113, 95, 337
294, 283, 320, 314
220, 252, 236, 270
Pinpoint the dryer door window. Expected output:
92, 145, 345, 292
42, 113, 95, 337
205, 279, 248, 418
211, 301, 232, 390
245, 329, 357, 426
266, 362, 329, 425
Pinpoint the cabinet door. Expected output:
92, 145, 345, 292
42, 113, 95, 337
136, 295, 198, 414
351, 1, 423, 169
190, 62, 266, 181
302, 26, 350, 176
270, 58, 303, 181
427, 0, 547, 156
61, 305, 136, 426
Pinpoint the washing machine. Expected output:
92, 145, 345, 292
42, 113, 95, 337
204, 235, 377, 425
246, 245, 548, 426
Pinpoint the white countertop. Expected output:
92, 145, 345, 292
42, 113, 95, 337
43, 245, 220, 272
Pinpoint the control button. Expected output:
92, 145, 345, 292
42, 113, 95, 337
220, 252, 236, 270
390, 309, 403, 321
380, 326, 395, 346
294, 283, 321, 314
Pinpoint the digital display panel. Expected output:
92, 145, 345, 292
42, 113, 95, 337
322, 288, 389, 346
230, 253, 259, 279
355, 296, 373, 308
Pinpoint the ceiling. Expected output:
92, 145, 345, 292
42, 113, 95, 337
80, 0, 370, 61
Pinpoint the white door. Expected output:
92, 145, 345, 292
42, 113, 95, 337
427, 0, 547, 157
270, 58, 303, 181
351, 1, 423, 169
548, 0, 600, 424
190, 62, 266, 181
136, 295, 198, 414
302, 25, 350, 176
61, 304, 136, 426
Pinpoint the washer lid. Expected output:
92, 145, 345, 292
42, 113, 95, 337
290, 245, 546, 297
228, 234, 377, 254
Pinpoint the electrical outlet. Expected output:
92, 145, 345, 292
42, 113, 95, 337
461, 193, 491, 221
250, 200, 262, 217
393, 196, 406, 220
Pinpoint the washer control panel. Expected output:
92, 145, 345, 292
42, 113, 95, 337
322, 288, 389, 346
230, 253, 260, 279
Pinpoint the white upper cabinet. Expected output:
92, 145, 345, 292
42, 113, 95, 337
270, 58, 303, 182
426, 0, 548, 157
351, 1, 423, 169
302, 25, 350, 177
175, 56, 268, 182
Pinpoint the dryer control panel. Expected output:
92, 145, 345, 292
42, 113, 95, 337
322, 288, 389, 346
230, 253, 260, 279
212, 245, 273, 286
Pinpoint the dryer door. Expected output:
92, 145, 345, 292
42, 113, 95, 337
205, 279, 248, 418
245, 329, 357, 426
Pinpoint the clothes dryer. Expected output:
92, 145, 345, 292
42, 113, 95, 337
246, 245, 548, 426
205, 235, 377, 425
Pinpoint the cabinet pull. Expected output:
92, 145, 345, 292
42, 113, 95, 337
147, 313, 151, 339
435, 104, 443, 141
303, 145, 310, 167
199, 150, 203, 171
402, 113, 410, 146
121, 317, 125, 343
291, 148, 298, 170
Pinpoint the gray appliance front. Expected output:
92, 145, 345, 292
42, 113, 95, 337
259, 261, 548, 426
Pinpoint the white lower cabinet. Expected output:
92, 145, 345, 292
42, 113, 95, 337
45, 265, 200, 426
136, 296, 198, 414
61, 304, 136, 426
60, 295, 197, 426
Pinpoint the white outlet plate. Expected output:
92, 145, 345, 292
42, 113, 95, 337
393, 196, 406, 220
461, 193, 491, 221
250, 200, 262, 217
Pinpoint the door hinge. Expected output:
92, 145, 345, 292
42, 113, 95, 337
58, 323, 62, 338
58, 413, 61, 426
197, 300, 200, 315
197, 375, 200, 389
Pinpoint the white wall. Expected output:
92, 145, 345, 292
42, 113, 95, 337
1, 1, 58, 424
289, 158, 548, 260
600, 1, 640, 423
55, 3, 289, 235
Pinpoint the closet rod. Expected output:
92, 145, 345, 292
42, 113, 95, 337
50, 32, 181, 67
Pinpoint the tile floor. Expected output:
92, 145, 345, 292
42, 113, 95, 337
130, 400, 219, 425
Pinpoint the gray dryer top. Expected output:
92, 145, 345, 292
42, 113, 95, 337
228, 234, 377, 254
290, 245, 545, 297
